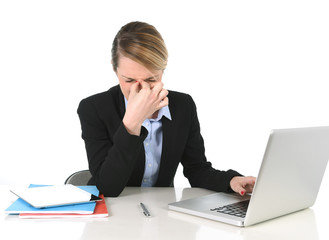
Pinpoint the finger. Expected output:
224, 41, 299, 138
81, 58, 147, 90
139, 80, 151, 90
151, 81, 164, 94
243, 177, 256, 188
242, 177, 256, 193
129, 81, 141, 96
158, 89, 168, 101
244, 185, 254, 193
157, 97, 169, 110
230, 176, 254, 196
237, 186, 247, 196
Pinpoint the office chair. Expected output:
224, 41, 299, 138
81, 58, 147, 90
65, 170, 92, 186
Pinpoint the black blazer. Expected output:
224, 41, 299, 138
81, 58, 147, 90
77, 85, 241, 197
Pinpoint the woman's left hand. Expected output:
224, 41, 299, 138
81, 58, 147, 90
230, 176, 256, 196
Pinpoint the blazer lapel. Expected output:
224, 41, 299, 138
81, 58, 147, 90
116, 86, 126, 118
156, 116, 176, 186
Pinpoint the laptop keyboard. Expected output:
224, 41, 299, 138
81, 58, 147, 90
210, 200, 250, 218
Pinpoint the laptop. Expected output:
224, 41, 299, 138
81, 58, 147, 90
168, 126, 329, 227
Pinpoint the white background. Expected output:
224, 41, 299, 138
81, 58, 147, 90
0, 0, 328, 197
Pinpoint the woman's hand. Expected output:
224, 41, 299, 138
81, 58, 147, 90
230, 176, 256, 196
123, 81, 168, 135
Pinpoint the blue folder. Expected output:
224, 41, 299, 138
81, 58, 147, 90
5, 184, 99, 214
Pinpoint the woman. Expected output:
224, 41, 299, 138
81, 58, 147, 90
78, 21, 255, 197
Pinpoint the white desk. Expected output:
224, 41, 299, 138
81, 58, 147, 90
1, 185, 328, 240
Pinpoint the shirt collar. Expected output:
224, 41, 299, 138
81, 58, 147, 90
124, 97, 172, 121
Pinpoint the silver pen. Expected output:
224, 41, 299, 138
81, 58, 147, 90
140, 202, 151, 217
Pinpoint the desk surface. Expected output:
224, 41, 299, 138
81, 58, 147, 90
1, 185, 328, 240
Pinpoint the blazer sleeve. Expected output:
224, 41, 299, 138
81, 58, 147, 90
77, 97, 147, 197
181, 95, 242, 192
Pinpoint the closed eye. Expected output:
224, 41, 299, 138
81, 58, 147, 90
144, 78, 156, 83
125, 78, 135, 83
121, 75, 159, 83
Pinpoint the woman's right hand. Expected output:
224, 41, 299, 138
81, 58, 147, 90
123, 81, 168, 135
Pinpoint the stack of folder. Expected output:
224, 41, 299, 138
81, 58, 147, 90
5, 184, 108, 219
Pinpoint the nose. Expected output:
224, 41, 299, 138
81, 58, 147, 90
137, 80, 156, 89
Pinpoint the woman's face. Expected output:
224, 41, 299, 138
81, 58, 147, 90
115, 56, 163, 100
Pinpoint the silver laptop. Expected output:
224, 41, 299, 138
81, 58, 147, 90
168, 126, 329, 227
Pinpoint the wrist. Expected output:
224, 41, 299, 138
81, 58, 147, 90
122, 117, 142, 136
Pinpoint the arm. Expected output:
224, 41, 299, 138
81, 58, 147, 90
77, 82, 168, 197
181, 95, 242, 192
78, 98, 147, 197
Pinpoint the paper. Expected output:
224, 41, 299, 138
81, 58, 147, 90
19, 194, 108, 218
5, 185, 98, 214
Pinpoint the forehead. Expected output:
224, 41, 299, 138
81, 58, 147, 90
117, 56, 160, 78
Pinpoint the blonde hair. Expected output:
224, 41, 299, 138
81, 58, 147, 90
111, 21, 168, 72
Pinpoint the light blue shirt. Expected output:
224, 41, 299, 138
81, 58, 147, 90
124, 98, 172, 187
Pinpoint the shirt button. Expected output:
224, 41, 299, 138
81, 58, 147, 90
148, 164, 152, 168
146, 122, 149, 126
145, 143, 149, 146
